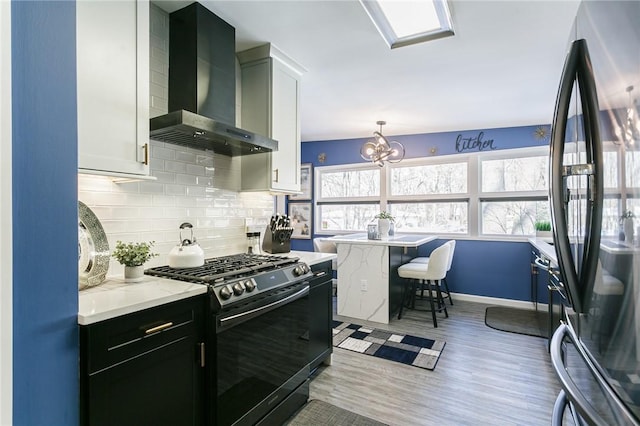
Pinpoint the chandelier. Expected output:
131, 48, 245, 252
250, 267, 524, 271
360, 121, 405, 167
614, 85, 640, 147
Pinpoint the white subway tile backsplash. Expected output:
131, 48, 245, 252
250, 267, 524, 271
164, 160, 188, 174
186, 186, 206, 197
152, 194, 177, 207
165, 184, 186, 196
196, 176, 213, 187
196, 155, 214, 168
176, 173, 198, 185
163, 206, 188, 219
124, 193, 153, 206
150, 170, 176, 184
153, 145, 176, 161
138, 181, 165, 194
175, 150, 198, 164
186, 163, 205, 176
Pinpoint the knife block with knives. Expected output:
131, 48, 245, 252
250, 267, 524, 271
262, 214, 293, 254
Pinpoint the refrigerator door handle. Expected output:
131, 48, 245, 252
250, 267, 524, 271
549, 39, 603, 314
551, 324, 608, 426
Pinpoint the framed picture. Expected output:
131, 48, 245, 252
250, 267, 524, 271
289, 202, 312, 239
289, 163, 312, 200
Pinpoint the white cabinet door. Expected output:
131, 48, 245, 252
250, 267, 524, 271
77, 0, 150, 177
239, 45, 303, 193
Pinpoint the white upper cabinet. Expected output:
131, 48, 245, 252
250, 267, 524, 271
239, 44, 305, 193
77, 0, 150, 178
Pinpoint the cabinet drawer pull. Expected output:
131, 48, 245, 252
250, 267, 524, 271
144, 322, 173, 335
199, 342, 205, 368
143, 143, 150, 165
273, 168, 279, 183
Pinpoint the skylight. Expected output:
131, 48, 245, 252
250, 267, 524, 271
359, 0, 455, 49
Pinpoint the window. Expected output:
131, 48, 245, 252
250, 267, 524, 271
319, 168, 380, 199
479, 152, 550, 236
314, 146, 552, 238
316, 165, 381, 233
390, 162, 467, 196
391, 202, 467, 233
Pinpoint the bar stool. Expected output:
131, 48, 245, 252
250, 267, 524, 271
410, 240, 456, 305
397, 243, 450, 327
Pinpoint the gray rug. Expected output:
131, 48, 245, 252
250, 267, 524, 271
285, 400, 388, 426
485, 306, 548, 338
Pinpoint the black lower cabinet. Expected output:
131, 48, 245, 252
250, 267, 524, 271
80, 295, 205, 426
309, 260, 333, 372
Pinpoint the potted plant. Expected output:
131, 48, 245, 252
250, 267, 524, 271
374, 211, 395, 237
534, 221, 552, 240
112, 240, 158, 282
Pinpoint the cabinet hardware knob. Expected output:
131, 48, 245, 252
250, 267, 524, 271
144, 322, 173, 335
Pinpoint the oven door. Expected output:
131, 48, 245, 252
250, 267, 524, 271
213, 282, 310, 426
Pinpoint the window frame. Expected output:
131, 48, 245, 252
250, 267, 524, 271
313, 145, 553, 240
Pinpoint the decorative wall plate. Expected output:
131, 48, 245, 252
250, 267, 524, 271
78, 201, 110, 289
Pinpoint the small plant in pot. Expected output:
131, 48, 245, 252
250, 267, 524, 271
374, 211, 395, 237
534, 221, 552, 240
112, 241, 158, 282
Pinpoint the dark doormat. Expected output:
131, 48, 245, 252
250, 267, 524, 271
485, 306, 548, 338
285, 399, 388, 426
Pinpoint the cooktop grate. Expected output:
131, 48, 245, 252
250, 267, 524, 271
144, 253, 299, 284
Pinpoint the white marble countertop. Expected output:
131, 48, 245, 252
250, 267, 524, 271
78, 276, 207, 325
289, 250, 337, 265
528, 237, 558, 266
78, 251, 336, 325
329, 233, 437, 247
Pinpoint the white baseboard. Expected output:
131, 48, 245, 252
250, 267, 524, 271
451, 292, 549, 311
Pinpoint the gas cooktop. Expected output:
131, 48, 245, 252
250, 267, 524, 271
144, 253, 301, 284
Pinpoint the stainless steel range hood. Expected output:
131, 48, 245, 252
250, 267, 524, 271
150, 3, 278, 156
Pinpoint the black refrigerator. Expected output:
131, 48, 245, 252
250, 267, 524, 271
549, 1, 640, 425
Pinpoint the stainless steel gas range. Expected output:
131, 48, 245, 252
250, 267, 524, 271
146, 253, 314, 426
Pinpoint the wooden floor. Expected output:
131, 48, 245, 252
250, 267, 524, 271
309, 298, 564, 426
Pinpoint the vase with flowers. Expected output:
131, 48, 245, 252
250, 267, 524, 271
374, 211, 395, 238
112, 241, 158, 282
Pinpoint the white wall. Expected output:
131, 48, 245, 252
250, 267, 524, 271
0, 1, 12, 423
78, 4, 275, 278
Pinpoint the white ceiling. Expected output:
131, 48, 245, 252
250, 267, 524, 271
156, 0, 581, 142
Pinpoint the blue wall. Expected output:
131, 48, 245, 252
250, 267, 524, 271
291, 124, 552, 303
12, 2, 79, 424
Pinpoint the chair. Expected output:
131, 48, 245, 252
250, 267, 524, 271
313, 238, 338, 295
397, 242, 450, 327
410, 240, 456, 305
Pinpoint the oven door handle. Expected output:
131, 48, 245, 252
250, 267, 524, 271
218, 284, 310, 332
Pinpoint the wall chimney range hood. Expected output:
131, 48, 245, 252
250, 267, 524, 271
150, 3, 277, 156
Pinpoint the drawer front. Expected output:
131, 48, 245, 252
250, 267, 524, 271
310, 260, 331, 275
82, 296, 204, 374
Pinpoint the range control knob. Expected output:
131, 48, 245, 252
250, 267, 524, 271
219, 285, 233, 300
232, 282, 245, 296
244, 280, 256, 292
293, 263, 309, 276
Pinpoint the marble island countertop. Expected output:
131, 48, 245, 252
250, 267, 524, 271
78, 251, 336, 325
329, 233, 437, 247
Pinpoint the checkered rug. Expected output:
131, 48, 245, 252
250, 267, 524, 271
332, 321, 445, 371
